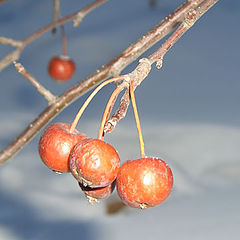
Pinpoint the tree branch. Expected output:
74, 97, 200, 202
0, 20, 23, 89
13, 61, 57, 104
105, 0, 219, 133
0, 0, 219, 165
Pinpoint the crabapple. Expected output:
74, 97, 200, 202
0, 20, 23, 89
79, 181, 115, 203
48, 56, 75, 82
69, 138, 120, 188
116, 157, 173, 209
39, 123, 87, 173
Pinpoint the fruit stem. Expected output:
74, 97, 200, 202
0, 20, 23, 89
129, 81, 145, 158
70, 76, 124, 133
98, 82, 128, 140
61, 25, 67, 56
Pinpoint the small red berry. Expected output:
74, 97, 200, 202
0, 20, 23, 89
48, 56, 75, 82
39, 123, 87, 173
79, 181, 115, 203
116, 157, 173, 209
69, 138, 120, 188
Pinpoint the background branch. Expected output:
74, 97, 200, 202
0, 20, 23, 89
0, 0, 108, 71
51, 0, 60, 34
0, 36, 22, 47
14, 62, 57, 104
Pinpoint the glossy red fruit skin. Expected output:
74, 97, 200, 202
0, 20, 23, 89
39, 123, 87, 173
116, 158, 173, 209
79, 181, 115, 202
48, 56, 75, 82
69, 138, 120, 188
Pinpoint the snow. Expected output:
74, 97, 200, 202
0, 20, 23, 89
0, 0, 240, 240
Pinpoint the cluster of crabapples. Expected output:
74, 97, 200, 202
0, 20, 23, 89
38, 77, 173, 209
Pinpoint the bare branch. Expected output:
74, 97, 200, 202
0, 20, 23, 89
104, 58, 151, 133
13, 62, 57, 104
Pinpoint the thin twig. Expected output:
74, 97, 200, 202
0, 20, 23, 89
73, 0, 108, 27
98, 81, 128, 140
148, 10, 197, 67
13, 62, 57, 104
104, 58, 151, 133
0, 48, 23, 71
52, 0, 60, 34
103, 88, 130, 134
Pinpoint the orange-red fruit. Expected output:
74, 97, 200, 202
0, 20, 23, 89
39, 123, 87, 173
79, 181, 115, 203
48, 56, 75, 82
69, 138, 120, 188
116, 158, 173, 209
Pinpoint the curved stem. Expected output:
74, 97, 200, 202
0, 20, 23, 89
130, 82, 145, 159
98, 82, 128, 140
70, 76, 124, 133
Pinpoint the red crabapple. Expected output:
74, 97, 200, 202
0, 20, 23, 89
69, 138, 120, 188
39, 123, 87, 173
79, 181, 115, 204
116, 157, 173, 209
48, 56, 75, 82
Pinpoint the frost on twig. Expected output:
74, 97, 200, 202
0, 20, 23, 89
0, 36, 22, 47
73, 12, 84, 27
